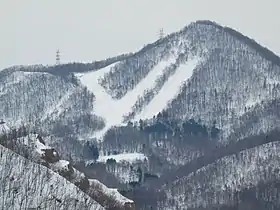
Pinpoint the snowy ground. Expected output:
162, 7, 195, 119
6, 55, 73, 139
87, 152, 147, 164
97, 153, 147, 163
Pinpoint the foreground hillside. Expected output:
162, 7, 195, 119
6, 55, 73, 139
0, 144, 104, 210
0, 124, 135, 210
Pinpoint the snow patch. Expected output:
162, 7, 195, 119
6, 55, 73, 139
88, 153, 147, 164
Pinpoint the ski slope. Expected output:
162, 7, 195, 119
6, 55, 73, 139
134, 57, 201, 121
76, 57, 176, 141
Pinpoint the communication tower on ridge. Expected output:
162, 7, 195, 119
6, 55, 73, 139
159, 28, 164, 39
56, 49, 60, 65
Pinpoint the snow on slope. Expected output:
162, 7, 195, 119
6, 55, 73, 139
41, 90, 74, 121
134, 57, 201, 121
76, 57, 176, 140
0, 145, 104, 210
94, 152, 147, 164
0, 71, 27, 94
89, 179, 134, 204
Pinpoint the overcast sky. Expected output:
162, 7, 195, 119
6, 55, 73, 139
0, 0, 279, 70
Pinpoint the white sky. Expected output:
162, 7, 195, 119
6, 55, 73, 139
0, 0, 279, 70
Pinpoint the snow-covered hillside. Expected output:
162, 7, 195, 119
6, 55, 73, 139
0, 123, 135, 210
22, 134, 135, 209
160, 141, 280, 209
0, 70, 104, 138
0, 144, 105, 210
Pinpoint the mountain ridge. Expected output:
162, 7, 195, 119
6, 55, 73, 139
194, 20, 280, 65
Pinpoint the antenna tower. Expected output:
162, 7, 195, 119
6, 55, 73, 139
159, 28, 164, 39
56, 49, 60, 65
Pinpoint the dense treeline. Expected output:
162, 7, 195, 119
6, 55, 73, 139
157, 129, 280, 188
102, 112, 219, 172
185, 180, 280, 210
122, 129, 280, 209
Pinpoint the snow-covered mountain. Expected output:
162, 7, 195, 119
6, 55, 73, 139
2, 20, 280, 209
2, 20, 280, 143
75, 20, 280, 142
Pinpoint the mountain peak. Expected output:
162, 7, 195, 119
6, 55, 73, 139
193, 19, 221, 27
188, 20, 280, 65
